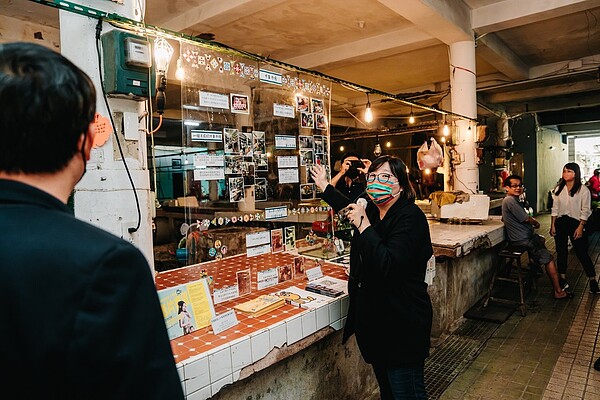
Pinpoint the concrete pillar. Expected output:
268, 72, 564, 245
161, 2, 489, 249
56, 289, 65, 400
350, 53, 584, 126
59, 0, 155, 270
448, 40, 478, 193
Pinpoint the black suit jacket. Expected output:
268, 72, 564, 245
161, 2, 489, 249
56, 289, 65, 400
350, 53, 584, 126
0, 180, 184, 399
321, 184, 433, 367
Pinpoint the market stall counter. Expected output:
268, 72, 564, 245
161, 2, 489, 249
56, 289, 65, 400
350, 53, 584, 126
426, 216, 506, 338
155, 252, 357, 399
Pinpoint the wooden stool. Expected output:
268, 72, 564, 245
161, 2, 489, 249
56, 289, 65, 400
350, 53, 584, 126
483, 246, 528, 316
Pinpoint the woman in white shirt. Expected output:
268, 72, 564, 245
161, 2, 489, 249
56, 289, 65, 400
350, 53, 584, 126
550, 162, 599, 294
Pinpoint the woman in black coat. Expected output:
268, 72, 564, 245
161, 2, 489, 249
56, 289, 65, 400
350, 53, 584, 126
311, 155, 433, 400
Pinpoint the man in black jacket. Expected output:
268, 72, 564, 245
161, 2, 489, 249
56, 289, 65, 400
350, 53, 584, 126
0, 42, 184, 399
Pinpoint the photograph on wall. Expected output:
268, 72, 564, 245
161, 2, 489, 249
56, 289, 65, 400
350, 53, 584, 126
278, 264, 293, 283
224, 128, 241, 155
296, 94, 309, 112
271, 228, 284, 253
252, 131, 265, 155
311, 98, 324, 114
254, 154, 268, 171
315, 114, 327, 130
300, 183, 315, 200
293, 256, 305, 278
229, 177, 245, 202
300, 149, 314, 166
243, 162, 256, 186
255, 178, 268, 201
284, 226, 296, 251
314, 136, 324, 154
298, 135, 314, 150
240, 131, 253, 156
314, 153, 324, 166
301, 112, 314, 129
236, 269, 252, 296
225, 155, 244, 175
230, 93, 250, 114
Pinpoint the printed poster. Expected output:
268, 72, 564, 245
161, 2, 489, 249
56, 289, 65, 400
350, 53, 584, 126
158, 278, 215, 340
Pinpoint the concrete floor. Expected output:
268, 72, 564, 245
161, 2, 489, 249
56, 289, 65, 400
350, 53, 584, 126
438, 212, 600, 400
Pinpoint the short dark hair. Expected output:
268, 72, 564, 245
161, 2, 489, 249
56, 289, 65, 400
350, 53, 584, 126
503, 175, 522, 187
368, 155, 416, 202
341, 152, 361, 162
0, 42, 96, 174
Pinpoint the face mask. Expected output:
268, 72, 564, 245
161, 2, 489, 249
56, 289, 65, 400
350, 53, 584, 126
366, 181, 400, 205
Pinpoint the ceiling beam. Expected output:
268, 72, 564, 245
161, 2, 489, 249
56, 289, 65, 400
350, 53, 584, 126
483, 80, 600, 103
501, 91, 600, 114
283, 27, 439, 70
476, 33, 529, 80
378, 0, 472, 44
158, 0, 286, 32
472, 0, 599, 34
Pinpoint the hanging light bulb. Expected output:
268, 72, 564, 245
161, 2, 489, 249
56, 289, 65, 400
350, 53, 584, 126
175, 58, 185, 80
409, 105, 415, 124
364, 93, 373, 123
443, 120, 450, 136
153, 37, 173, 74
373, 134, 382, 157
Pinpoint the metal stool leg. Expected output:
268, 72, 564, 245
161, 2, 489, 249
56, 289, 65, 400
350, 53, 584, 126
515, 257, 526, 316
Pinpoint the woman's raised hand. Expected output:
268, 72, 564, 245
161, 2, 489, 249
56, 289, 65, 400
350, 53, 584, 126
310, 163, 329, 192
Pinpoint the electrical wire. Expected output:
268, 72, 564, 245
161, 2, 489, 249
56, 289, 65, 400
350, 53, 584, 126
94, 20, 142, 233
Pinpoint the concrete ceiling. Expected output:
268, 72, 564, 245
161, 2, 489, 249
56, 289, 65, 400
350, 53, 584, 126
3, 0, 600, 134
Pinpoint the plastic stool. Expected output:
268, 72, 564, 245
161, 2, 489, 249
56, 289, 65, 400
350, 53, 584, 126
483, 246, 528, 316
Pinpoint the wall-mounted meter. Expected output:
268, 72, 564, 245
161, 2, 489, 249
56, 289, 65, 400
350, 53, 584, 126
101, 30, 155, 99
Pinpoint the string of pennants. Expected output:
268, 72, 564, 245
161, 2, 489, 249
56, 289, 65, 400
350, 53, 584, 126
182, 49, 331, 96
194, 206, 332, 230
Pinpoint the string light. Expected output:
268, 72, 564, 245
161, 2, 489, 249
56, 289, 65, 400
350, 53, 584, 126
364, 93, 373, 123
409, 105, 415, 124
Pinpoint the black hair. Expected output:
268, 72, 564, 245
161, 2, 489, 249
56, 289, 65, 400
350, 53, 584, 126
178, 301, 185, 314
341, 152, 361, 162
368, 155, 416, 202
503, 175, 522, 187
554, 162, 582, 197
0, 42, 96, 174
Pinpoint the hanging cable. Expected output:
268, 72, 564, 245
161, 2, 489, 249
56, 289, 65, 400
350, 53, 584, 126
95, 19, 142, 233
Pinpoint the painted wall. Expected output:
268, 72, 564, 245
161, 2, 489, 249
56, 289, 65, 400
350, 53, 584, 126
536, 127, 568, 212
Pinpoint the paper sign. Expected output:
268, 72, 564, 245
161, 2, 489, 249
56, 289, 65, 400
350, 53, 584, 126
92, 113, 113, 148
210, 310, 239, 335
247, 243, 271, 257
191, 130, 223, 142
277, 155, 298, 168
273, 104, 295, 118
194, 168, 225, 181
305, 266, 324, 282
264, 206, 288, 220
275, 135, 297, 149
257, 268, 279, 290
194, 154, 224, 167
246, 231, 271, 247
278, 168, 299, 184
199, 91, 229, 109
259, 69, 282, 85
213, 285, 240, 305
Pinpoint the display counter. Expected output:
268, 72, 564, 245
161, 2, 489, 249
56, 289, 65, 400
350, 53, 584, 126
157, 217, 506, 399
156, 252, 353, 399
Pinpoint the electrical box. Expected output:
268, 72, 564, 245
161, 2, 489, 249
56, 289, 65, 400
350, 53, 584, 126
101, 30, 155, 99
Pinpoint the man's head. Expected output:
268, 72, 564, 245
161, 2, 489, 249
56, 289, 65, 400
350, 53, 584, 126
503, 175, 523, 197
0, 42, 96, 175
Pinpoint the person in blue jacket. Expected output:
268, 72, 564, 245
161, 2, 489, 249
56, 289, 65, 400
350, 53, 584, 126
0, 42, 184, 399
311, 155, 433, 400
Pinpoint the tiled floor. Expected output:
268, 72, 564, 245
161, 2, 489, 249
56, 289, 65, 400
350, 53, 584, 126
438, 212, 600, 400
